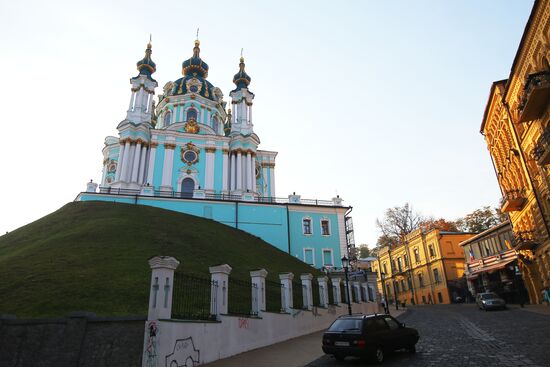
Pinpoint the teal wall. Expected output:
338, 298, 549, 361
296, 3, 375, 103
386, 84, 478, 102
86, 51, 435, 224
78, 193, 344, 268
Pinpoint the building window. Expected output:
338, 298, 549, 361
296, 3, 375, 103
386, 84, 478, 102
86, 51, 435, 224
418, 273, 424, 288
321, 219, 330, 235
407, 277, 412, 290
322, 249, 333, 266
212, 115, 219, 133
186, 108, 198, 121
163, 111, 172, 126
428, 245, 435, 258
397, 257, 403, 272
302, 218, 312, 235
414, 248, 420, 263
383, 263, 388, 274
400, 279, 406, 292
433, 268, 441, 283
304, 248, 314, 266
404, 254, 409, 266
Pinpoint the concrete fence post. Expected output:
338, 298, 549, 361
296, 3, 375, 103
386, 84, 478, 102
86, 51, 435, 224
317, 276, 329, 307
331, 277, 342, 305
301, 274, 313, 310
250, 269, 268, 315
209, 264, 232, 318
361, 283, 369, 302
147, 256, 180, 320
352, 282, 361, 303
279, 273, 294, 312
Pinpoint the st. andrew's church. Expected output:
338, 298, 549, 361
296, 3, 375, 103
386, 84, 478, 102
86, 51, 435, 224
77, 39, 355, 269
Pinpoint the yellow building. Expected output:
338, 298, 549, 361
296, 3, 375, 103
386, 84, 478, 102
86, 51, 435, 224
372, 229, 474, 305
480, 0, 550, 304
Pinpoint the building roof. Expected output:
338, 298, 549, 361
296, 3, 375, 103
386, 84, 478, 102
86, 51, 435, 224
459, 221, 511, 247
480, 79, 507, 133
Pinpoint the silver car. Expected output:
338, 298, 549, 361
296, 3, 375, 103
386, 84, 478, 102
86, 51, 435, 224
476, 292, 506, 311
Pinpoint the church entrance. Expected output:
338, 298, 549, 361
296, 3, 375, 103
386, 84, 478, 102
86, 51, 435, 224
181, 178, 194, 198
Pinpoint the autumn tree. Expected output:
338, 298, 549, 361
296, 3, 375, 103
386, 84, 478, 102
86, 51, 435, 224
455, 206, 504, 233
358, 244, 372, 258
376, 203, 422, 247
419, 217, 459, 232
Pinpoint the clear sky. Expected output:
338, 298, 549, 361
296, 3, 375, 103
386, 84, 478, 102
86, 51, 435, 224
0, 0, 534, 247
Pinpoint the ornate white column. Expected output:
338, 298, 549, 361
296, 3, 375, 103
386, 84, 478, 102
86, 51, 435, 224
230, 152, 236, 191
246, 151, 252, 191
138, 143, 148, 184
252, 153, 257, 193
119, 140, 132, 182
131, 140, 143, 183
114, 141, 126, 182
146, 142, 157, 186
270, 165, 276, 197
205, 147, 216, 191
161, 143, 175, 191
236, 150, 242, 190
222, 149, 229, 192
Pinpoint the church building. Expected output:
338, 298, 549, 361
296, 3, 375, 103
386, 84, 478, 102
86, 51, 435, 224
76, 39, 355, 269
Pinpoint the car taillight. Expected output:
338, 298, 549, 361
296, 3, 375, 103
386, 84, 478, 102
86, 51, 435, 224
352, 340, 366, 348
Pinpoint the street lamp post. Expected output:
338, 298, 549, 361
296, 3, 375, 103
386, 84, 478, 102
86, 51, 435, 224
393, 280, 399, 311
380, 272, 389, 314
341, 256, 353, 315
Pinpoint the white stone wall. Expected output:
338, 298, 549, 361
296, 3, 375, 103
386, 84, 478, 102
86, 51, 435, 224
145, 302, 379, 366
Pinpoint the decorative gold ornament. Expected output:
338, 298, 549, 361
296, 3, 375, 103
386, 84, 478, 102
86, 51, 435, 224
150, 142, 159, 148
164, 143, 176, 150
186, 78, 202, 94
261, 162, 275, 168
181, 142, 200, 165
222, 148, 230, 154
205, 147, 217, 153
184, 118, 200, 134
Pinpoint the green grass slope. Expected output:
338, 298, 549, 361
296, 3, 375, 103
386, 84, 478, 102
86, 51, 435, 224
0, 201, 320, 318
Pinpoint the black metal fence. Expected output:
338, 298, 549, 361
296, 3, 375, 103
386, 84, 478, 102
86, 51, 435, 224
228, 278, 258, 316
172, 272, 216, 320
265, 279, 284, 313
292, 280, 305, 309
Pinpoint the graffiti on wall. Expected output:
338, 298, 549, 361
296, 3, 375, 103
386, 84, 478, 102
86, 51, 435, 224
238, 317, 249, 329
165, 337, 200, 367
145, 321, 159, 367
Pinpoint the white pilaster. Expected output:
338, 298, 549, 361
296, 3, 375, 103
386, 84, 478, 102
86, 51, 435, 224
269, 166, 276, 197
331, 277, 342, 305
246, 152, 252, 191
130, 141, 142, 183
279, 273, 294, 312
119, 140, 132, 182
252, 154, 257, 192
222, 150, 229, 192
250, 269, 268, 315
236, 150, 242, 190
161, 144, 175, 190
230, 152, 236, 191
205, 148, 215, 191
146, 144, 157, 186
114, 142, 125, 182
318, 276, 329, 307
209, 264, 232, 318
301, 274, 313, 310
147, 256, 180, 320
128, 92, 135, 111
138, 144, 148, 184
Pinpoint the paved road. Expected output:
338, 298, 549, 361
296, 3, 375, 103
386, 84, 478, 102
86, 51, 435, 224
305, 304, 550, 367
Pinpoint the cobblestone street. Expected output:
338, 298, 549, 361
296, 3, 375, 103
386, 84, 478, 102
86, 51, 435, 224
305, 304, 550, 367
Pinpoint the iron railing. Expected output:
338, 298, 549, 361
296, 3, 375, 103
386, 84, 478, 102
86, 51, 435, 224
533, 126, 550, 162
265, 279, 284, 313
228, 278, 258, 316
95, 186, 340, 207
518, 70, 550, 113
292, 280, 306, 310
172, 272, 216, 321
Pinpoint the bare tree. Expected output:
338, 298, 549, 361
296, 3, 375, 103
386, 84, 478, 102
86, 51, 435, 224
376, 203, 422, 247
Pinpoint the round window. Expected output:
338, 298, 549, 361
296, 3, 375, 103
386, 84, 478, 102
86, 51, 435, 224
183, 150, 198, 164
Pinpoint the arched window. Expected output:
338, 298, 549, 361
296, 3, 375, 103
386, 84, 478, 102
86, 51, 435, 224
163, 111, 172, 126
212, 115, 219, 133
186, 108, 198, 121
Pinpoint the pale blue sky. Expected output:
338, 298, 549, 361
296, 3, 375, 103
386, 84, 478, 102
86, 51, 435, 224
0, 0, 533, 246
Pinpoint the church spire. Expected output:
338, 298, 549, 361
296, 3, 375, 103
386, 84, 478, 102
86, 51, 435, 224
233, 53, 251, 89
136, 39, 156, 80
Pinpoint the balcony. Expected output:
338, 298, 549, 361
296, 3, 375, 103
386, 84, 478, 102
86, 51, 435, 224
532, 126, 550, 166
500, 190, 527, 212
513, 230, 537, 250
518, 70, 550, 123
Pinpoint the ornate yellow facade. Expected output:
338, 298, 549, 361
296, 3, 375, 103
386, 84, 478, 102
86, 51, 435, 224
481, 0, 550, 304
372, 229, 474, 305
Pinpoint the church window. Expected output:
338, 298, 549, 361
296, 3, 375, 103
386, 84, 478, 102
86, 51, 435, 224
183, 150, 198, 164
212, 116, 219, 133
322, 249, 333, 266
186, 108, 198, 121
321, 219, 330, 236
304, 248, 314, 266
303, 218, 312, 235
164, 111, 172, 126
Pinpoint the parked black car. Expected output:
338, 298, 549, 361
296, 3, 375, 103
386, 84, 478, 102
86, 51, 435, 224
322, 314, 419, 363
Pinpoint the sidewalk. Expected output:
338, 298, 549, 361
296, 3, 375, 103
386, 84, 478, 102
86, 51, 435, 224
508, 303, 550, 316
202, 307, 408, 367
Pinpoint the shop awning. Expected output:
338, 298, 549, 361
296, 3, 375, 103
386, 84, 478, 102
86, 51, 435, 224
468, 259, 516, 276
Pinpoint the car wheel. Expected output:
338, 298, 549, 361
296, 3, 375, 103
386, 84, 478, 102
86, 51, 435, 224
407, 344, 416, 354
334, 354, 345, 362
373, 346, 384, 364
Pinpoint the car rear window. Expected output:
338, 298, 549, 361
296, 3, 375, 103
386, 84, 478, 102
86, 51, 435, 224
328, 319, 363, 333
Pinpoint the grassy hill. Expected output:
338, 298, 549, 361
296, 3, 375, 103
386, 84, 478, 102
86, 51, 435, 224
0, 201, 321, 318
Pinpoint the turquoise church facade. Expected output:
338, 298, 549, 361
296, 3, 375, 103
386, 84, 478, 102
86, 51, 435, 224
76, 40, 355, 269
